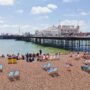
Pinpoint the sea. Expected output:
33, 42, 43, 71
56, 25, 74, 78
0, 39, 67, 56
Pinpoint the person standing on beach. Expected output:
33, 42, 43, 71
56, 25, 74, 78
26, 53, 29, 62
36, 53, 39, 61
39, 49, 42, 55
29, 53, 32, 62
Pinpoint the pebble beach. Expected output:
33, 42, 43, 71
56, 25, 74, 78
0, 54, 90, 90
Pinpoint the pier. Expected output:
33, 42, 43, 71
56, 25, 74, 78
0, 35, 90, 52
30, 36, 90, 52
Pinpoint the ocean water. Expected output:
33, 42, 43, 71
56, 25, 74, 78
0, 39, 67, 56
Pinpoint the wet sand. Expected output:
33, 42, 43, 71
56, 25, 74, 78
0, 54, 90, 90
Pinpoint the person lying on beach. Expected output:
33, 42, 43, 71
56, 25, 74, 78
64, 62, 73, 71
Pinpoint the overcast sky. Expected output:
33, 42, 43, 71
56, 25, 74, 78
0, 0, 90, 34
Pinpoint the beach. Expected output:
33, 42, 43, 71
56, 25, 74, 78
0, 54, 90, 90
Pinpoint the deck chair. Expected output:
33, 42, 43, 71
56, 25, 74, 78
47, 67, 58, 77
8, 58, 12, 64
12, 59, 17, 64
0, 64, 3, 72
14, 70, 20, 80
81, 65, 90, 73
83, 60, 90, 65
42, 62, 53, 70
8, 71, 14, 81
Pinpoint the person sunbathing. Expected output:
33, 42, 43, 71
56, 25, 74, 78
64, 62, 73, 72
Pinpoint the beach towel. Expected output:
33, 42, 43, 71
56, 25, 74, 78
0, 64, 3, 72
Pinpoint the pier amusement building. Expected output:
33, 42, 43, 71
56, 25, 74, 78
35, 25, 80, 37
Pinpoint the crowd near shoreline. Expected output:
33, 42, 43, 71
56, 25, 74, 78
0, 50, 90, 90
1, 49, 61, 62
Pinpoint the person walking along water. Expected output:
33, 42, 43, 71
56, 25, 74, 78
39, 49, 42, 55
26, 53, 29, 62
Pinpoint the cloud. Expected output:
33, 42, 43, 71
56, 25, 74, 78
0, 24, 18, 28
21, 25, 31, 29
63, 0, 72, 3
0, 16, 2, 19
60, 19, 88, 32
63, 0, 79, 3
64, 11, 90, 17
0, 17, 4, 24
43, 0, 47, 1
80, 11, 88, 16
0, 0, 15, 6
31, 6, 52, 14
47, 4, 57, 10
31, 4, 57, 14
40, 23, 50, 29
0, 19, 4, 24
37, 15, 49, 20
16, 9, 24, 14
60, 19, 85, 25
44, 15, 48, 19
0, 24, 33, 34
0, 24, 32, 29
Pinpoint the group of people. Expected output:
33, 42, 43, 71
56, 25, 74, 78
7, 53, 25, 60
2, 50, 60, 62
25, 52, 60, 62
4, 49, 60, 62
82, 52, 90, 59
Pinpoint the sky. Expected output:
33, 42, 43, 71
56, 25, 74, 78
0, 0, 90, 34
